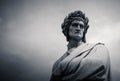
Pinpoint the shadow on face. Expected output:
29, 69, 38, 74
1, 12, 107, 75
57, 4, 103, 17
68, 20, 85, 41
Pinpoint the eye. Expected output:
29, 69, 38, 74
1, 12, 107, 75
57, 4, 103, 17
79, 24, 84, 29
71, 23, 79, 27
71, 23, 84, 29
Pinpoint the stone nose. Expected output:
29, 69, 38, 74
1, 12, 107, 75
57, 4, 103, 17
75, 28, 81, 32
76, 25, 81, 30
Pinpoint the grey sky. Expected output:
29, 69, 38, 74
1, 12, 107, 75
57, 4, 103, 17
0, 0, 120, 81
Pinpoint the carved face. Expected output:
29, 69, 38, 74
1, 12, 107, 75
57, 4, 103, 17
68, 20, 85, 41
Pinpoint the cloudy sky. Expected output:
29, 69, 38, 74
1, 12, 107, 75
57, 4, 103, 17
0, 0, 120, 81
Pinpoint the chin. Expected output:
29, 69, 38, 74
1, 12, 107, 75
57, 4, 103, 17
73, 36, 82, 41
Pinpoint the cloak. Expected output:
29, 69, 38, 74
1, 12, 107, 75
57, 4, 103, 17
50, 43, 111, 81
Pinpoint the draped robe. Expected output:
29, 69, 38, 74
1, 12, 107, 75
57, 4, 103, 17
50, 43, 111, 81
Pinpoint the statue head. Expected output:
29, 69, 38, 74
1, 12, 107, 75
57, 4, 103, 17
61, 10, 89, 42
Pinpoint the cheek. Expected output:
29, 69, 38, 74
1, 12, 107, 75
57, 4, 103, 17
69, 29, 74, 33
69, 26, 74, 31
68, 28, 75, 34
81, 29, 85, 34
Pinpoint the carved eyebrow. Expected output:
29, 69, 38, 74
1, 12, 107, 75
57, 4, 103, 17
71, 22, 85, 29
71, 22, 84, 26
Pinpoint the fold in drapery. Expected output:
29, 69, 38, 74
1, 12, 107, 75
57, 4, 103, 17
50, 43, 111, 81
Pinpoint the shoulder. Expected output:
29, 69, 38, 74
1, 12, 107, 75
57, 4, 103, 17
86, 42, 109, 59
87, 42, 109, 61
84, 43, 110, 67
87, 42, 108, 51
94, 42, 109, 52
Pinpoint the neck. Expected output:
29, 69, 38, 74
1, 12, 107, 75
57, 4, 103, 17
67, 39, 84, 50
